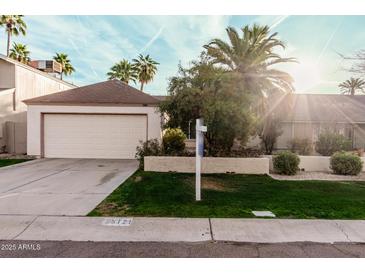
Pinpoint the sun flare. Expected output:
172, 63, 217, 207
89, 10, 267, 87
290, 60, 322, 92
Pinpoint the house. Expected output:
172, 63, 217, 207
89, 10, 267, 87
23, 79, 162, 159
0, 54, 75, 154
273, 94, 365, 150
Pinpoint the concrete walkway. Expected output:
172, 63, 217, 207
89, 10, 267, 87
1, 215, 365, 243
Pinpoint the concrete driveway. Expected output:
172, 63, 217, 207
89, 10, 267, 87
0, 158, 138, 216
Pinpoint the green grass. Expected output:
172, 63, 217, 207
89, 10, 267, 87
88, 171, 365, 219
0, 159, 31, 168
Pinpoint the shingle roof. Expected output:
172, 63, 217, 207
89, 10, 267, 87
276, 94, 365, 123
23, 80, 160, 106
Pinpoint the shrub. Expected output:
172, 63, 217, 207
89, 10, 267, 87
273, 151, 300, 175
135, 139, 163, 169
162, 128, 186, 155
290, 138, 313, 155
330, 151, 363, 175
259, 114, 283, 155
315, 131, 352, 156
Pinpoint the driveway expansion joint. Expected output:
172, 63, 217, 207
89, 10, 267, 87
208, 218, 214, 241
334, 221, 352, 243
11, 215, 39, 240
4, 167, 72, 193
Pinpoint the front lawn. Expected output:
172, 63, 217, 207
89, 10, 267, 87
0, 159, 31, 168
89, 171, 365, 219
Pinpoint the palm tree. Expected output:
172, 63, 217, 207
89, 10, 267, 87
0, 15, 27, 57
204, 24, 296, 98
53, 53, 75, 80
9, 42, 30, 63
339, 77, 365, 95
107, 59, 137, 84
132, 54, 159, 91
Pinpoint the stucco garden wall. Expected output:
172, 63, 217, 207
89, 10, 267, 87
144, 156, 269, 174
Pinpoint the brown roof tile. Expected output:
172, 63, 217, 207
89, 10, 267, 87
23, 79, 160, 106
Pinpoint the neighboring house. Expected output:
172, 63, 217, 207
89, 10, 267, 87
0, 54, 75, 154
24, 79, 162, 159
272, 94, 365, 150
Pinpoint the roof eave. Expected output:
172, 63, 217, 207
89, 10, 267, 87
23, 101, 160, 107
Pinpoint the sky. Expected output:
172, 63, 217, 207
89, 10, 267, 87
1, 15, 365, 95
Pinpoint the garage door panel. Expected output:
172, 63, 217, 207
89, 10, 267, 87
44, 114, 147, 159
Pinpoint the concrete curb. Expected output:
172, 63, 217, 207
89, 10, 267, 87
2, 215, 365, 243
13, 216, 211, 242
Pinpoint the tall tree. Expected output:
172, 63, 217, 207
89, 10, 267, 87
204, 24, 295, 100
132, 54, 159, 91
9, 42, 30, 63
205, 24, 295, 152
53, 53, 75, 80
0, 15, 27, 57
160, 54, 255, 156
339, 77, 365, 95
107, 59, 137, 84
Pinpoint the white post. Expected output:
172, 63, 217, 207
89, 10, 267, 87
195, 118, 207, 201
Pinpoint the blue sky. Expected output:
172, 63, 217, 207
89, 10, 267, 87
1, 15, 364, 95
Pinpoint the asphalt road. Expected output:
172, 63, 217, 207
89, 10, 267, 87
1, 240, 365, 257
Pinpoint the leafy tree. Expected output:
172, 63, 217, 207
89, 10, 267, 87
160, 54, 254, 156
107, 59, 137, 84
161, 24, 295, 156
0, 15, 26, 57
53, 53, 75, 80
339, 50, 365, 76
9, 42, 30, 63
132, 54, 159, 91
338, 77, 365, 95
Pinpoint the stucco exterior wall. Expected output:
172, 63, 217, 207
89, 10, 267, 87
353, 124, 365, 149
0, 60, 74, 153
27, 105, 162, 157
144, 156, 269, 174
0, 60, 15, 88
15, 65, 73, 113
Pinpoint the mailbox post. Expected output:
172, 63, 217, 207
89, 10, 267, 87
195, 118, 207, 201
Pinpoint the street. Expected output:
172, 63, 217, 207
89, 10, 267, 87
1, 240, 364, 258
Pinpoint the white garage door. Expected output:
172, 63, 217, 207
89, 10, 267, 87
44, 114, 147, 159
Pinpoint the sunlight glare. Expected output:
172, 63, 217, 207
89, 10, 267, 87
290, 60, 322, 92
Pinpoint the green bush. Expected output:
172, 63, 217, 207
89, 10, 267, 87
273, 151, 300, 175
315, 131, 352, 156
162, 128, 186, 155
290, 138, 313, 155
135, 139, 163, 169
330, 151, 363, 175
